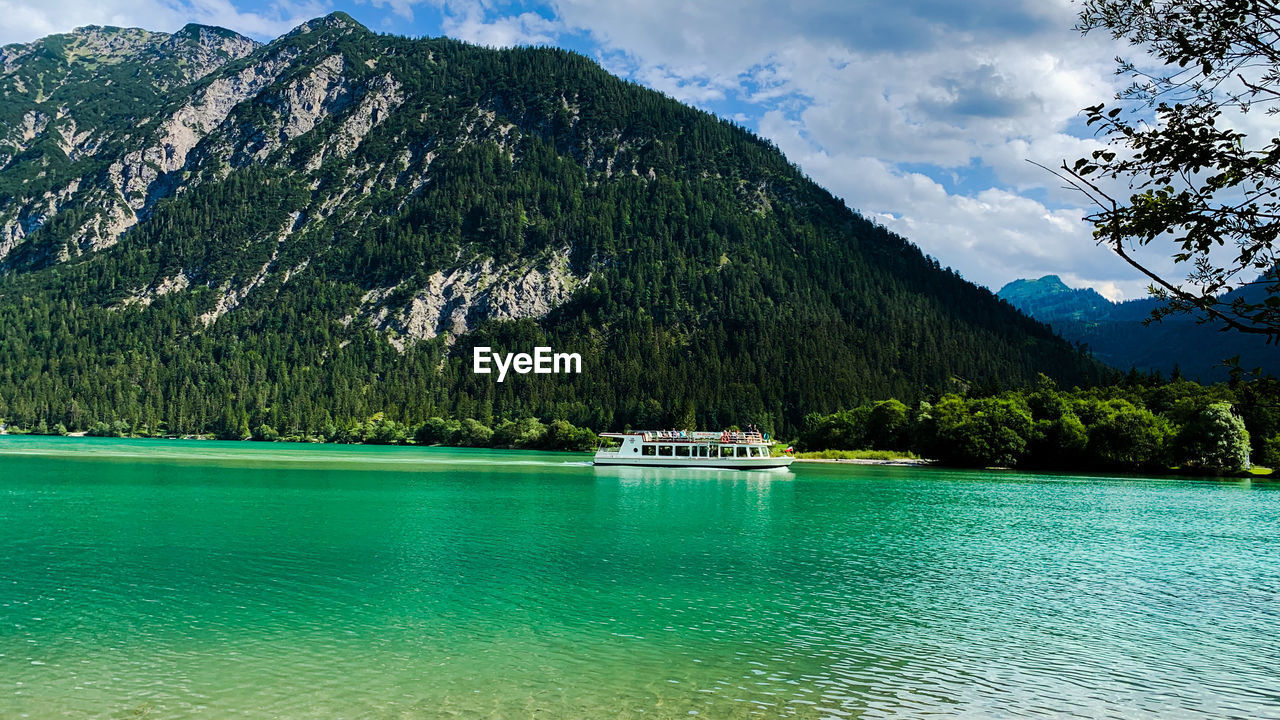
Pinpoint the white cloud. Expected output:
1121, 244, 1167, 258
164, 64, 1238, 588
368, 0, 417, 21
759, 109, 1165, 300
441, 7, 559, 47
1068, 277, 1125, 302
371, 0, 560, 46
535, 0, 1161, 299
634, 65, 725, 104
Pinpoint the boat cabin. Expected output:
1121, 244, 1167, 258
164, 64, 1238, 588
594, 430, 787, 468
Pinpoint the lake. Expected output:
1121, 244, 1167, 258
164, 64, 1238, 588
2, 435, 1278, 719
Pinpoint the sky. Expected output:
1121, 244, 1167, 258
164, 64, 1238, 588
0, 0, 1173, 300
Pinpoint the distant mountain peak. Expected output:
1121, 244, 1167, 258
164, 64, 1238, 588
997, 275, 1112, 324
997, 274, 1071, 295
996, 274, 1277, 379
51, 25, 171, 62
160, 23, 260, 76
1, 23, 257, 72
171, 23, 257, 44
286, 11, 369, 38
67, 24, 150, 35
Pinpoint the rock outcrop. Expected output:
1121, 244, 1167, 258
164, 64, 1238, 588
363, 247, 587, 350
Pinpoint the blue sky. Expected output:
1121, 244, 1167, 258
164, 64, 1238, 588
3, 0, 1164, 299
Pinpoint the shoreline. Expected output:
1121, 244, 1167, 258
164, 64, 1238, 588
794, 457, 933, 466
4, 433, 1270, 478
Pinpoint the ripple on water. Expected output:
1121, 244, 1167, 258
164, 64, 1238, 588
2, 445, 1280, 718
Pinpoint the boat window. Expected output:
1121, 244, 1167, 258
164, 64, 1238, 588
658, 445, 673, 456
736, 446, 747, 458
642, 444, 656, 456
675, 445, 690, 457
720, 446, 733, 458
698, 445, 708, 457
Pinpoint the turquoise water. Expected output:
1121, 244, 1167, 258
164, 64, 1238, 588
2, 435, 1278, 719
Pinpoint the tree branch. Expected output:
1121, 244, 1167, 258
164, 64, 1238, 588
1051, 160, 1280, 337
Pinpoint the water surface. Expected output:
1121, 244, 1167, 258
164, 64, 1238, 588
2, 435, 1278, 718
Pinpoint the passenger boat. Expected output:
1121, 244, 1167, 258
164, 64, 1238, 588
593, 430, 794, 470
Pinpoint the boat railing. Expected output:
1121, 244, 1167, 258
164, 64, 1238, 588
637, 430, 767, 444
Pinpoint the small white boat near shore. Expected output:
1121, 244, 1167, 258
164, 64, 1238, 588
593, 430, 793, 470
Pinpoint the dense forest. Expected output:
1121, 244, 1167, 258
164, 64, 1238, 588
799, 374, 1279, 476
0, 14, 1105, 439
6, 373, 1273, 479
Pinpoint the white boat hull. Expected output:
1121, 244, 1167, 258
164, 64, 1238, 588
593, 454, 793, 470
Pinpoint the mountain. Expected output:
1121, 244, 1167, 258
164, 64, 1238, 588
997, 275, 1111, 323
0, 14, 1102, 437
0, 23, 261, 257
998, 275, 1277, 381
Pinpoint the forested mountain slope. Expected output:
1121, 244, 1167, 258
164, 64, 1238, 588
998, 276, 1277, 381
998, 276, 1112, 323
0, 13, 1102, 436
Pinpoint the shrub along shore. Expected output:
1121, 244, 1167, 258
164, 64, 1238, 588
3, 375, 1276, 476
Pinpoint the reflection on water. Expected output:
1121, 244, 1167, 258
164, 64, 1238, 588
1, 435, 1279, 719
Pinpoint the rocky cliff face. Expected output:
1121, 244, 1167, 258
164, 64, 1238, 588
0, 22, 261, 258
0, 13, 602, 341
362, 246, 587, 349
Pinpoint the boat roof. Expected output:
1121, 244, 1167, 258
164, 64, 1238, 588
600, 430, 766, 442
